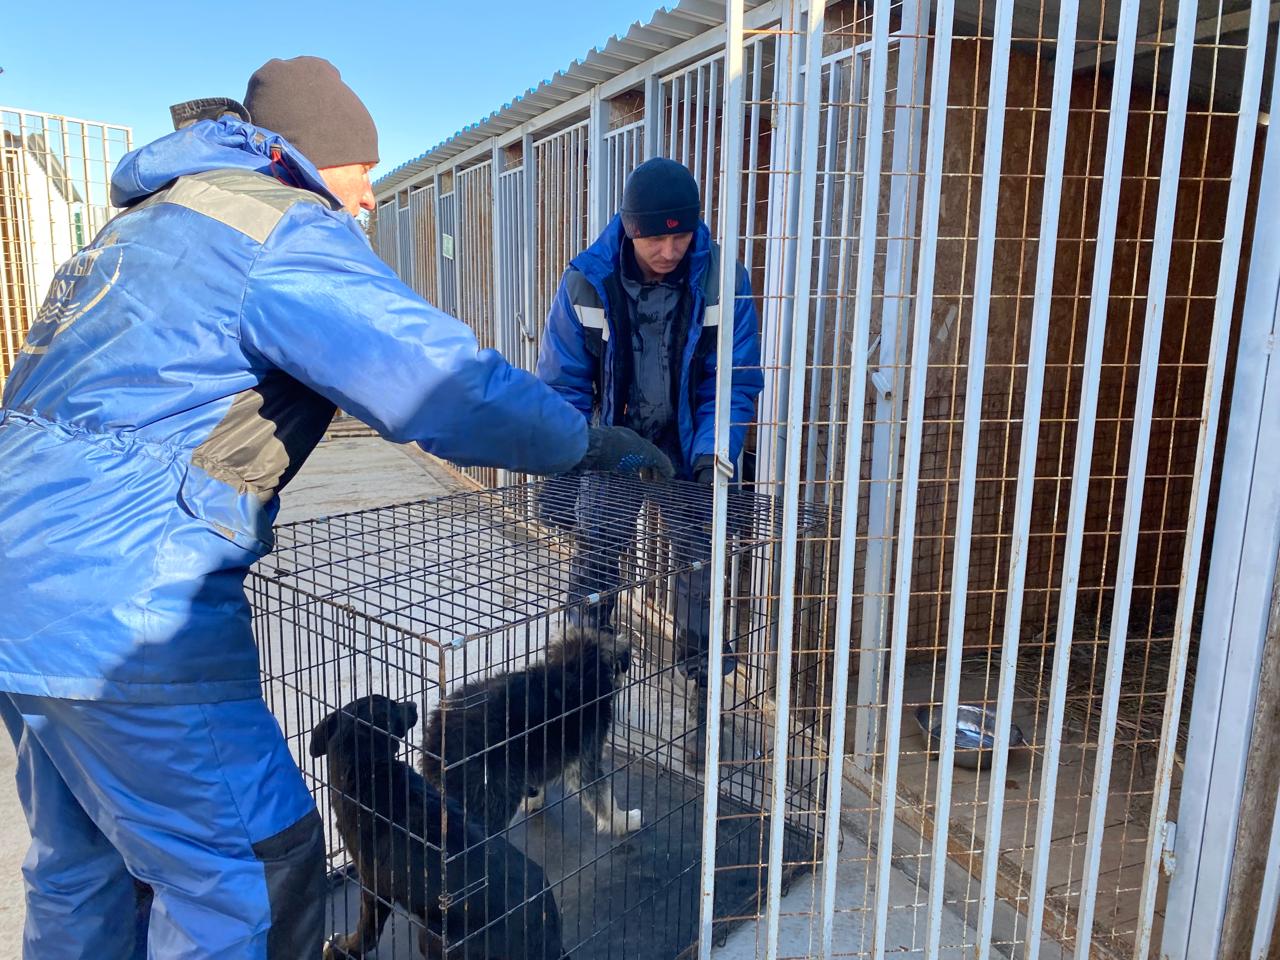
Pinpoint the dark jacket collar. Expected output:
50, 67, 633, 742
111, 117, 342, 210
572, 213, 712, 300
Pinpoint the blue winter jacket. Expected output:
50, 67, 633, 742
536, 216, 764, 477
0, 119, 587, 704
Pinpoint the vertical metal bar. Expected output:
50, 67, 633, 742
998, 0, 1082, 953
1048, 2, 1153, 956
743, 39, 765, 273
40, 115, 56, 267
682, 70, 693, 167
78, 121, 91, 247
806, 0, 879, 948
757, 8, 807, 493
490, 142, 511, 488
759, 1, 826, 958
693, 62, 707, 186
696, 2, 745, 957
521, 135, 537, 373
565, 132, 574, 269
844, 45, 884, 765
644, 71, 662, 160
820, 2, 955, 957
860, 19, 929, 748
432, 171, 446, 316
669, 74, 681, 159
747, 7, 805, 656
704, 58, 721, 223
892, 0, 1009, 955
802, 75, 841, 503
589, 87, 606, 239
984, 0, 1140, 956
1250, 773, 1280, 959
615, 129, 623, 212
1161, 1, 1276, 954
606, 130, 616, 214
453, 169, 466, 323
862, 0, 917, 940
1072, 0, 1190, 950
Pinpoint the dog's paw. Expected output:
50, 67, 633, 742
322, 937, 347, 960
600, 807, 642, 835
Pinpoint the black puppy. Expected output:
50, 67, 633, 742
310, 695, 564, 960
422, 625, 641, 838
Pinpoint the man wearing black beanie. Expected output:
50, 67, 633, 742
537, 157, 764, 751
0, 57, 673, 959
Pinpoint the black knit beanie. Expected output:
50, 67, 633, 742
244, 57, 379, 169
621, 158, 701, 238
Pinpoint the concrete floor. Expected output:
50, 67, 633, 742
0, 435, 465, 946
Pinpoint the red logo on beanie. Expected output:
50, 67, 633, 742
667, 218, 680, 229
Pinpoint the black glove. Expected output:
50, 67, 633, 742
535, 474, 579, 531
576, 426, 675, 480
692, 455, 716, 485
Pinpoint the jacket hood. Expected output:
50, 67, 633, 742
572, 214, 713, 291
111, 117, 341, 209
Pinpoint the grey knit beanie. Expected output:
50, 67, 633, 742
244, 56, 379, 169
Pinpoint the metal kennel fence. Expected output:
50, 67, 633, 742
250, 476, 829, 959
359, 0, 1280, 957
0, 107, 131, 390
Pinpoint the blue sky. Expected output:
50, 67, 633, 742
1, 0, 662, 174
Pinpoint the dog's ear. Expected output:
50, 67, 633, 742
309, 712, 339, 758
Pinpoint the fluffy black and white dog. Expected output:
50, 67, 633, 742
310, 695, 564, 960
422, 625, 641, 838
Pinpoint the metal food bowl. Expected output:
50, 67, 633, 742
914, 703, 1028, 770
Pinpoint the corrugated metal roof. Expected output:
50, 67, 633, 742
375, 0, 1270, 197
373, 0, 765, 196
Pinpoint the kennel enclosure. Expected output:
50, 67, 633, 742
351, 0, 1280, 956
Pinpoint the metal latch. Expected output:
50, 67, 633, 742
1161, 820, 1177, 876
870, 368, 894, 398
439, 875, 488, 910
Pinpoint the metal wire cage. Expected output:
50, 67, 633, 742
355, 0, 1280, 953
250, 475, 828, 959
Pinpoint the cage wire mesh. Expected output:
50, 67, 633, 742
0, 107, 130, 389
351, 0, 1271, 955
251, 476, 828, 958
678, 0, 1258, 956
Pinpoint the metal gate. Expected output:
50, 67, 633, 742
0, 107, 130, 389
367, 1, 1280, 955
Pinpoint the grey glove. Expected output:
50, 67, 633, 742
535, 473, 579, 531
692, 454, 716, 485
576, 426, 675, 480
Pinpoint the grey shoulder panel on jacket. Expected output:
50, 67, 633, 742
701, 243, 735, 306
564, 268, 603, 307
130, 169, 329, 245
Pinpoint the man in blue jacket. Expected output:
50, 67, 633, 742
537, 158, 763, 716
0, 57, 670, 959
